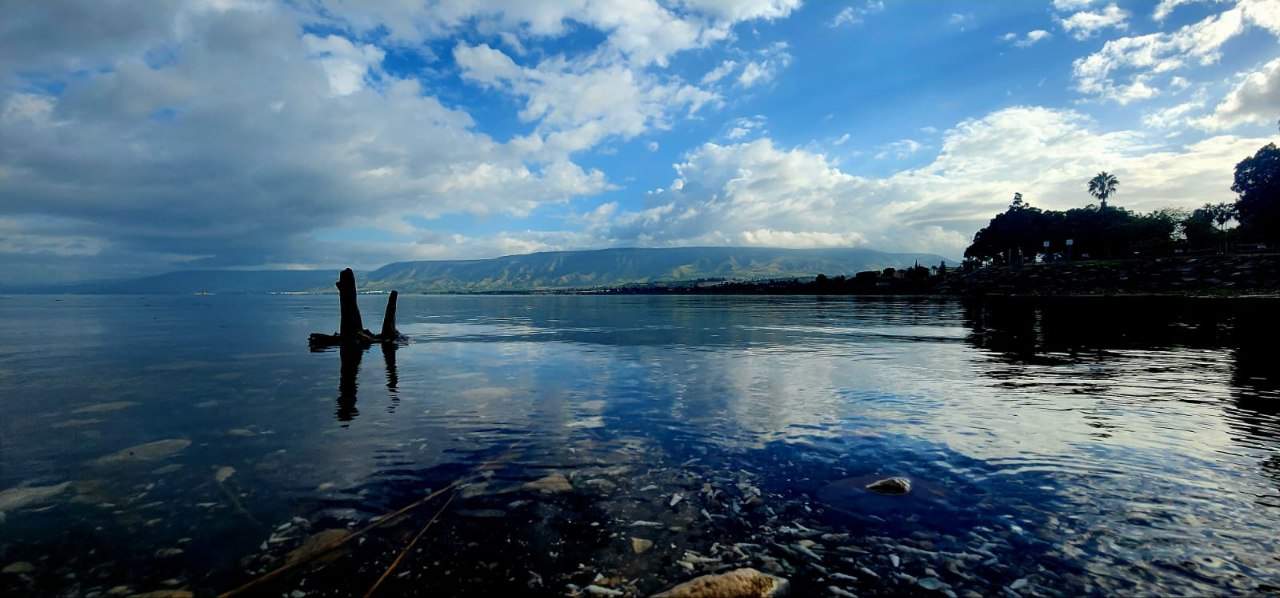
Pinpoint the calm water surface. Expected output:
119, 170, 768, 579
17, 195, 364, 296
1, 294, 1278, 596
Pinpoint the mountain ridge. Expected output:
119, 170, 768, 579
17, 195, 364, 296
7, 246, 956, 294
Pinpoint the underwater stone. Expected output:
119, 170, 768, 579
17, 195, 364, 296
523, 473, 572, 494
632, 537, 655, 554
865, 477, 912, 495
651, 567, 789, 598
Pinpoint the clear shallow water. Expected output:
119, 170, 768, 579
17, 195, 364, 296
1, 294, 1278, 596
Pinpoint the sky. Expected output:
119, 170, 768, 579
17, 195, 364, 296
1, 0, 1278, 282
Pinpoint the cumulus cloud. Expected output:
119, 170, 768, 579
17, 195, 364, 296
0, 2, 616, 278
0, 0, 810, 280
1197, 57, 1280, 130
453, 43, 718, 154
1072, 0, 1280, 103
588, 107, 1270, 259
310, 0, 800, 67
1059, 4, 1130, 40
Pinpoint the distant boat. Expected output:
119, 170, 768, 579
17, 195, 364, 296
194, 290, 213, 296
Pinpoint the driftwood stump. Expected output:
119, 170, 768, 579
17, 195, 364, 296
309, 268, 405, 348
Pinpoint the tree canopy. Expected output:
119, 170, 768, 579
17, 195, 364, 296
965, 141, 1278, 263
1232, 143, 1280, 242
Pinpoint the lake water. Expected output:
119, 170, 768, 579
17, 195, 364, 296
1, 294, 1278, 596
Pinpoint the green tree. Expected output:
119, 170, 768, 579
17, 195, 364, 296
1088, 172, 1119, 210
1232, 143, 1280, 242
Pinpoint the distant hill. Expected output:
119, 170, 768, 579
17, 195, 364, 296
364, 247, 954, 293
8, 247, 955, 294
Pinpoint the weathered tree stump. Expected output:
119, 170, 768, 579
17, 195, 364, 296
380, 290, 399, 339
309, 269, 405, 349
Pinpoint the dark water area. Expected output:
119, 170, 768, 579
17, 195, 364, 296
1, 294, 1278, 597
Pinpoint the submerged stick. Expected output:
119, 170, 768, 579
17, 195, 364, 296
218, 481, 462, 598
217, 444, 527, 598
363, 490, 457, 598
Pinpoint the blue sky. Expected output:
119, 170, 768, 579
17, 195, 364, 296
1, 0, 1277, 282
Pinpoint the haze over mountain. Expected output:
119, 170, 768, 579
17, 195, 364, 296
22, 247, 954, 294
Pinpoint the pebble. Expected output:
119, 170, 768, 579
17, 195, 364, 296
631, 537, 654, 554
2, 561, 35, 575
918, 577, 947, 591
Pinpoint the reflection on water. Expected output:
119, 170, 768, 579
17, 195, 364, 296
0, 294, 1278, 596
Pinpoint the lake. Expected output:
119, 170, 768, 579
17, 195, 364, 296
1, 294, 1278, 596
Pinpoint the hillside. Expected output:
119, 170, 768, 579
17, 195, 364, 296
8, 247, 954, 294
364, 247, 953, 293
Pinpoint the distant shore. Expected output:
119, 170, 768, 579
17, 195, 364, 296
578, 253, 1280, 298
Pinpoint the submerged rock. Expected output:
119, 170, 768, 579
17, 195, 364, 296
651, 567, 789, 598
631, 537, 655, 554
865, 477, 912, 496
71, 401, 138, 414
0, 481, 71, 512
94, 439, 191, 465
2, 561, 35, 574
214, 466, 235, 483
523, 473, 572, 494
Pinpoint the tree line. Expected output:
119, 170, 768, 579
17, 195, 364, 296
964, 142, 1280, 265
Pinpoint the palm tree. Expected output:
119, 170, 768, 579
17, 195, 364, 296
1088, 171, 1119, 210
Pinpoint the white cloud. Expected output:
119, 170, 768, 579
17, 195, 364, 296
454, 43, 719, 154
1052, 0, 1099, 10
1059, 4, 1130, 40
833, 133, 851, 146
303, 34, 385, 96
1004, 29, 1053, 48
736, 43, 792, 88
875, 139, 924, 159
647, 141, 661, 151
0, 2, 616, 276
829, 1, 886, 28
311, 0, 799, 68
1153, 0, 1227, 21
948, 13, 976, 30
701, 59, 738, 84
1072, 0, 1280, 103
591, 106, 1271, 258
1143, 97, 1208, 129
1197, 57, 1280, 130
725, 115, 767, 139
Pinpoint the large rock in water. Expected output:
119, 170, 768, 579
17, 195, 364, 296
651, 568, 789, 598
865, 477, 911, 495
